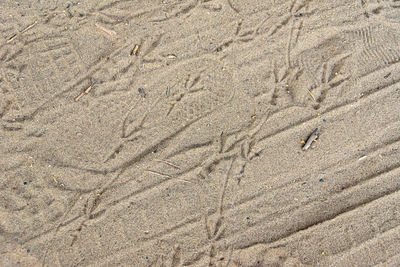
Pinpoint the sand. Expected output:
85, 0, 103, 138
1, 0, 400, 266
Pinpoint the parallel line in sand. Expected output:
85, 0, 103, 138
24, 103, 231, 241
246, 168, 400, 248
91, 130, 400, 264
21, 87, 235, 243
151, 156, 400, 243
258, 73, 400, 143
40, 57, 400, 183
90, 87, 400, 250
17, 16, 400, 258
178, 163, 400, 261
82, 23, 400, 267
228, 133, 400, 223
35, 129, 400, 263
91, 142, 400, 266
20, 67, 400, 249
320, 223, 400, 265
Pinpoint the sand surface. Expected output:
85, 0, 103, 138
1, 0, 400, 266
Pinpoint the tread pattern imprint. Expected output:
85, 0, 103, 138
1, 0, 400, 266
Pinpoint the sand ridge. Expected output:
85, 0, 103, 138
1, 0, 400, 266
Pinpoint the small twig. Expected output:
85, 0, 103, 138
146, 169, 172, 178
6, 34, 17, 43
156, 159, 181, 169
303, 128, 319, 151
7, 21, 38, 43
307, 88, 316, 102
21, 21, 38, 34
146, 169, 192, 183
74, 84, 93, 101
74, 92, 85, 102
358, 155, 367, 161
95, 23, 116, 39
84, 85, 92, 94
130, 44, 140, 56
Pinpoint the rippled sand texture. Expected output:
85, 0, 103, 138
1, 0, 400, 266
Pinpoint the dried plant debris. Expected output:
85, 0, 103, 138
303, 128, 319, 151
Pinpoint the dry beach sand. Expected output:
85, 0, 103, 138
1, 0, 400, 266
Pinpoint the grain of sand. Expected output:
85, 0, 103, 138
1, 0, 400, 266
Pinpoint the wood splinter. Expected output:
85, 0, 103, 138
302, 127, 319, 151
307, 89, 316, 102
74, 92, 85, 102
130, 44, 140, 56
6, 21, 38, 43
95, 23, 116, 39
74, 85, 93, 102
84, 85, 92, 94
